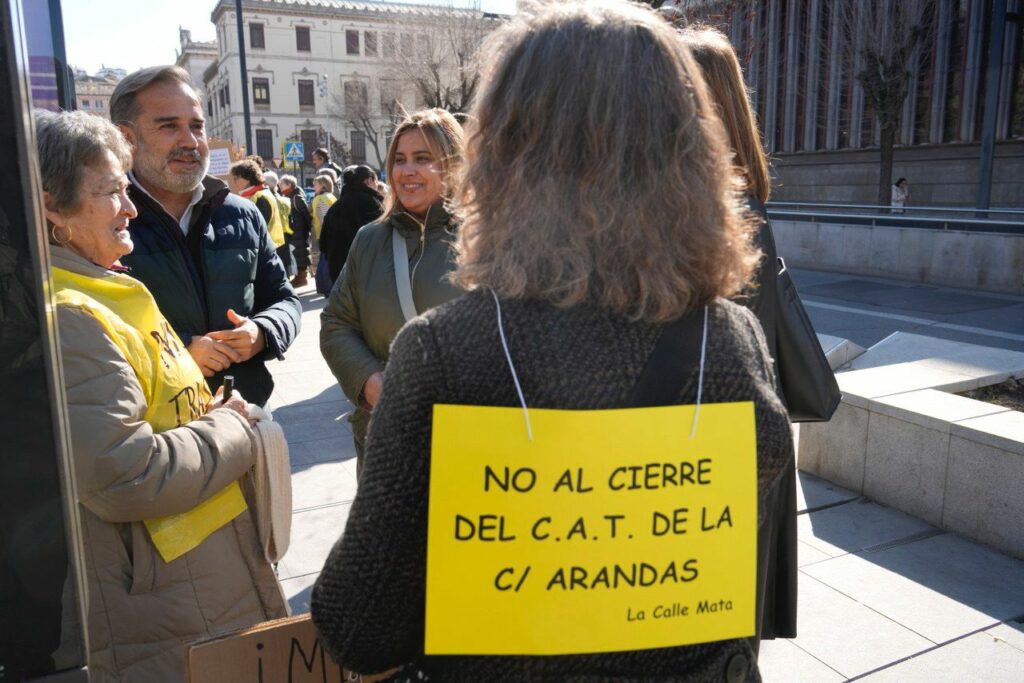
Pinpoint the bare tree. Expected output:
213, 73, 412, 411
383, 2, 496, 115
835, 0, 935, 206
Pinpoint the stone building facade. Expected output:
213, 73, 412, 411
73, 71, 120, 119
200, 0, 492, 177
681, 0, 1024, 207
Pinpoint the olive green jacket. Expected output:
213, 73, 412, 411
320, 206, 462, 417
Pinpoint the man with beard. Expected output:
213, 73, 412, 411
110, 66, 300, 406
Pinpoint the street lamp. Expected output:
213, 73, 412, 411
320, 73, 331, 159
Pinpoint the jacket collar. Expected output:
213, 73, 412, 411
50, 244, 123, 278
128, 175, 231, 226
391, 202, 452, 238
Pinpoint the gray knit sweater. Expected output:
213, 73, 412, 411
311, 291, 792, 682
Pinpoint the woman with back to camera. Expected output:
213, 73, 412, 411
681, 26, 798, 646
319, 110, 464, 476
35, 110, 287, 682
311, 2, 792, 681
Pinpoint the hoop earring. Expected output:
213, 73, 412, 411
50, 223, 72, 246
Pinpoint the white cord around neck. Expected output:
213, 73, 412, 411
690, 306, 709, 440
491, 290, 533, 441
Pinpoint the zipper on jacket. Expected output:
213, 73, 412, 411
398, 204, 430, 288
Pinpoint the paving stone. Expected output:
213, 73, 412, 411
757, 638, 845, 682
280, 572, 319, 615
859, 632, 1024, 682
803, 533, 1024, 643
870, 388, 1007, 433
797, 540, 832, 568
798, 499, 935, 559
281, 413, 351, 446
951, 411, 1024, 456
795, 471, 859, 514
863, 412, 950, 526
274, 399, 351, 426
291, 433, 357, 467
276, 503, 351, 581
986, 621, 1024, 653
786, 575, 933, 678
291, 460, 358, 511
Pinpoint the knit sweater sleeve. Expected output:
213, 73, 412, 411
311, 314, 444, 673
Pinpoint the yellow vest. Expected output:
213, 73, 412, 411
251, 188, 288, 248
275, 193, 294, 236
53, 266, 247, 562
311, 192, 337, 240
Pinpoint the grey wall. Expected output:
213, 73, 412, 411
771, 141, 1024, 208
772, 219, 1024, 295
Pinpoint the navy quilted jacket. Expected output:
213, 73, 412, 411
121, 176, 301, 406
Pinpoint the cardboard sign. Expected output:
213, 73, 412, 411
425, 402, 757, 656
185, 614, 397, 683
207, 146, 233, 178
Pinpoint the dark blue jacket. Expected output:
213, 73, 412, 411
122, 176, 301, 406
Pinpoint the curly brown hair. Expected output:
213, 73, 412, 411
453, 0, 759, 322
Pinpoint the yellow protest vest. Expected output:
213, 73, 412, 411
275, 193, 294, 236
53, 266, 247, 563
251, 188, 288, 248
311, 192, 336, 240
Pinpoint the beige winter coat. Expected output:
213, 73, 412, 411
53, 247, 289, 682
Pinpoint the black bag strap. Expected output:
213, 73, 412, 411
631, 308, 707, 407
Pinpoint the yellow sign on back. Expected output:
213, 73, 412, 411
425, 402, 758, 656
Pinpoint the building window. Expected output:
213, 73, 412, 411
351, 130, 366, 163
224, 85, 230, 106
346, 29, 360, 56
219, 87, 226, 108
208, 99, 214, 116
365, 31, 378, 57
400, 33, 414, 60
95, 100, 103, 110
300, 129, 319, 160
416, 35, 430, 60
344, 80, 369, 116
296, 26, 311, 52
249, 23, 265, 49
298, 79, 315, 108
256, 129, 274, 161
382, 32, 395, 60
252, 77, 270, 106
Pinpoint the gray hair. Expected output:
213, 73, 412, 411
278, 174, 299, 188
110, 65, 199, 126
34, 109, 133, 215
263, 170, 279, 191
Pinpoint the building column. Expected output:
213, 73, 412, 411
930, 0, 952, 143
763, 0, 782, 153
825, 0, 842, 150
959, 0, 987, 141
802, 0, 822, 151
782, 0, 801, 152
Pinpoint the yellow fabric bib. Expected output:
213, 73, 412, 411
311, 193, 336, 240
275, 193, 294, 236
53, 266, 247, 562
251, 188, 288, 248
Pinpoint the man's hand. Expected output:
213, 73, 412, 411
188, 336, 243, 377
208, 308, 266, 362
361, 372, 385, 410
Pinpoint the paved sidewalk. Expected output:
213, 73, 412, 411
270, 282, 1024, 682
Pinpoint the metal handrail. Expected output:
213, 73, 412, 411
765, 204, 1024, 235
767, 200, 1024, 217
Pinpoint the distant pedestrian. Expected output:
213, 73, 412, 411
262, 171, 297, 277
319, 109, 465, 476
227, 160, 292, 276
311, 174, 337, 245
892, 177, 909, 213
320, 164, 384, 284
312, 146, 344, 178
280, 173, 313, 287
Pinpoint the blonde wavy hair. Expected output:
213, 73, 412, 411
382, 108, 465, 220
454, 0, 759, 322
681, 27, 771, 203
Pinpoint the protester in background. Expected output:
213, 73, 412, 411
682, 25, 798, 648
227, 160, 292, 277
311, 173, 337, 246
111, 65, 300, 407
320, 164, 384, 283
312, 4, 791, 679
892, 177, 909, 213
312, 146, 345, 182
263, 170, 297, 278
280, 173, 313, 287
319, 109, 464, 476
36, 109, 288, 682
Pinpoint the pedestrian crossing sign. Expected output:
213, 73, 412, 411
284, 141, 305, 162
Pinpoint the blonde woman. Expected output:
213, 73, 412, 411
311, 2, 791, 680
682, 27, 800, 646
319, 109, 465, 475
311, 173, 337, 243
